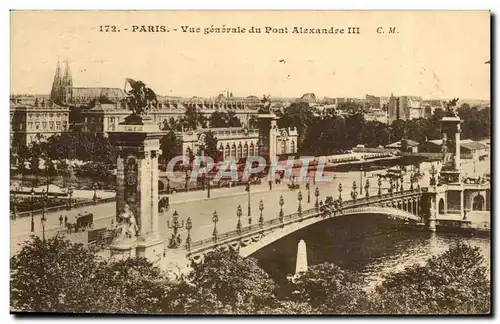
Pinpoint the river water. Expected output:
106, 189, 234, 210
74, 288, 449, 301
253, 215, 490, 290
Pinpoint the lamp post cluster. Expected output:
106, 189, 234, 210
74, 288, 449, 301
167, 210, 184, 248
364, 179, 370, 198
378, 177, 382, 197
185, 216, 192, 251
212, 210, 219, 242
236, 204, 243, 235
338, 183, 343, 205
388, 178, 394, 195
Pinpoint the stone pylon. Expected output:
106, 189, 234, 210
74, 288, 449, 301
108, 113, 165, 261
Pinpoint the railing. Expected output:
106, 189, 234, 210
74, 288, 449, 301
15, 197, 116, 218
189, 188, 423, 251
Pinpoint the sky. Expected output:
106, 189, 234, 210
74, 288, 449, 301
10, 10, 491, 100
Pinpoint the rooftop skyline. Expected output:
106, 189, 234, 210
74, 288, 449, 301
11, 11, 490, 100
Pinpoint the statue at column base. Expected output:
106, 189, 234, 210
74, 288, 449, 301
111, 204, 138, 245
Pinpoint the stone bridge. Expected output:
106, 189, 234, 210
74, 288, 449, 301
186, 189, 423, 263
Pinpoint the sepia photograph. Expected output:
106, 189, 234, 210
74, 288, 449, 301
9, 10, 491, 315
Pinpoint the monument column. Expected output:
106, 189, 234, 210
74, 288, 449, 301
109, 113, 164, 261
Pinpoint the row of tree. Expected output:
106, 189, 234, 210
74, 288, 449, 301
11, 236, 490, 314
276, 102, 490, 156
161, 107, 258, 132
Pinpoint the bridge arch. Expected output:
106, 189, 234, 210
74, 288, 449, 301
238, 207, 420, 258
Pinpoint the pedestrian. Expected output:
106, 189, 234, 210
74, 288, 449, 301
59, 214, 63, 226
268, 180, 272, 191
64, 215, 68, 225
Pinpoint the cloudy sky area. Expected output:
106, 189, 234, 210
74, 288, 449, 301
11, 11, 490, 99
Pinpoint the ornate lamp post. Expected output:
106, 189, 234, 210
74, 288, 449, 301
400, 176, 404, 192
12, 191, 17, 220
378, 177, 382, 197
297, 190, 303, 217
185, 216, 192, 251
360, 165, 364, 195
207, 179, 212, 198
167, 210, 185, 248
246, 181, 251, 218
259, 199, 264, 229
351, 181, 358, 201
306, 180, 311, 203
338, 183, 343, 205
212, 210, 219, 242
279, 195, 284, 223
41, 189, 48, 242
314, 187, 320, 210
92, 182, 98, 203
67, 187, 73, 210
30, 187, 35, 232
236, 204, 243, 235
389, 178, 394, 194
429, 164, 437, 186
185, 169, 189, 191
365, 179, 370, 198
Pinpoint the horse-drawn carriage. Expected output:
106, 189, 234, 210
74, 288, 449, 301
67, 212, 94, 233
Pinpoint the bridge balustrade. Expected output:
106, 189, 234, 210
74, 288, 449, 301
188, 189, 422, 251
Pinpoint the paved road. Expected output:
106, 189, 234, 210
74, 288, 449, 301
11, 170, 387, 255
11, 159, 490, 256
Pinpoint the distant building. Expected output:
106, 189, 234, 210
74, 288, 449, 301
177, 127, 298, 161
364, 108, 388, 124
388, 94, 424, 124
386, 139, 419, 153
422, 99, 445, 117
365, 94, 381, 109
10, 96, 70, 147
418, 139, 489, 160
50, 60, 125, 106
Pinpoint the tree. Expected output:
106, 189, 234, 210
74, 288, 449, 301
277, 102, 315, 149
96, 257, 172, 314
44, 159, 58, 193
11, 236, 105, 312
11, 236, 174, 314
374, 243, 490, 314
160, 130, 182, 165
291, 262, 369, 314
181, 106, 207, 131
199, 131, 221, 162
180, 249, 277, 314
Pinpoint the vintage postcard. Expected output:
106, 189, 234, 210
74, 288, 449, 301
9, 10, 491, 315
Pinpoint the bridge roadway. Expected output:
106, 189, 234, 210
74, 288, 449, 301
10, 169, 419, 256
